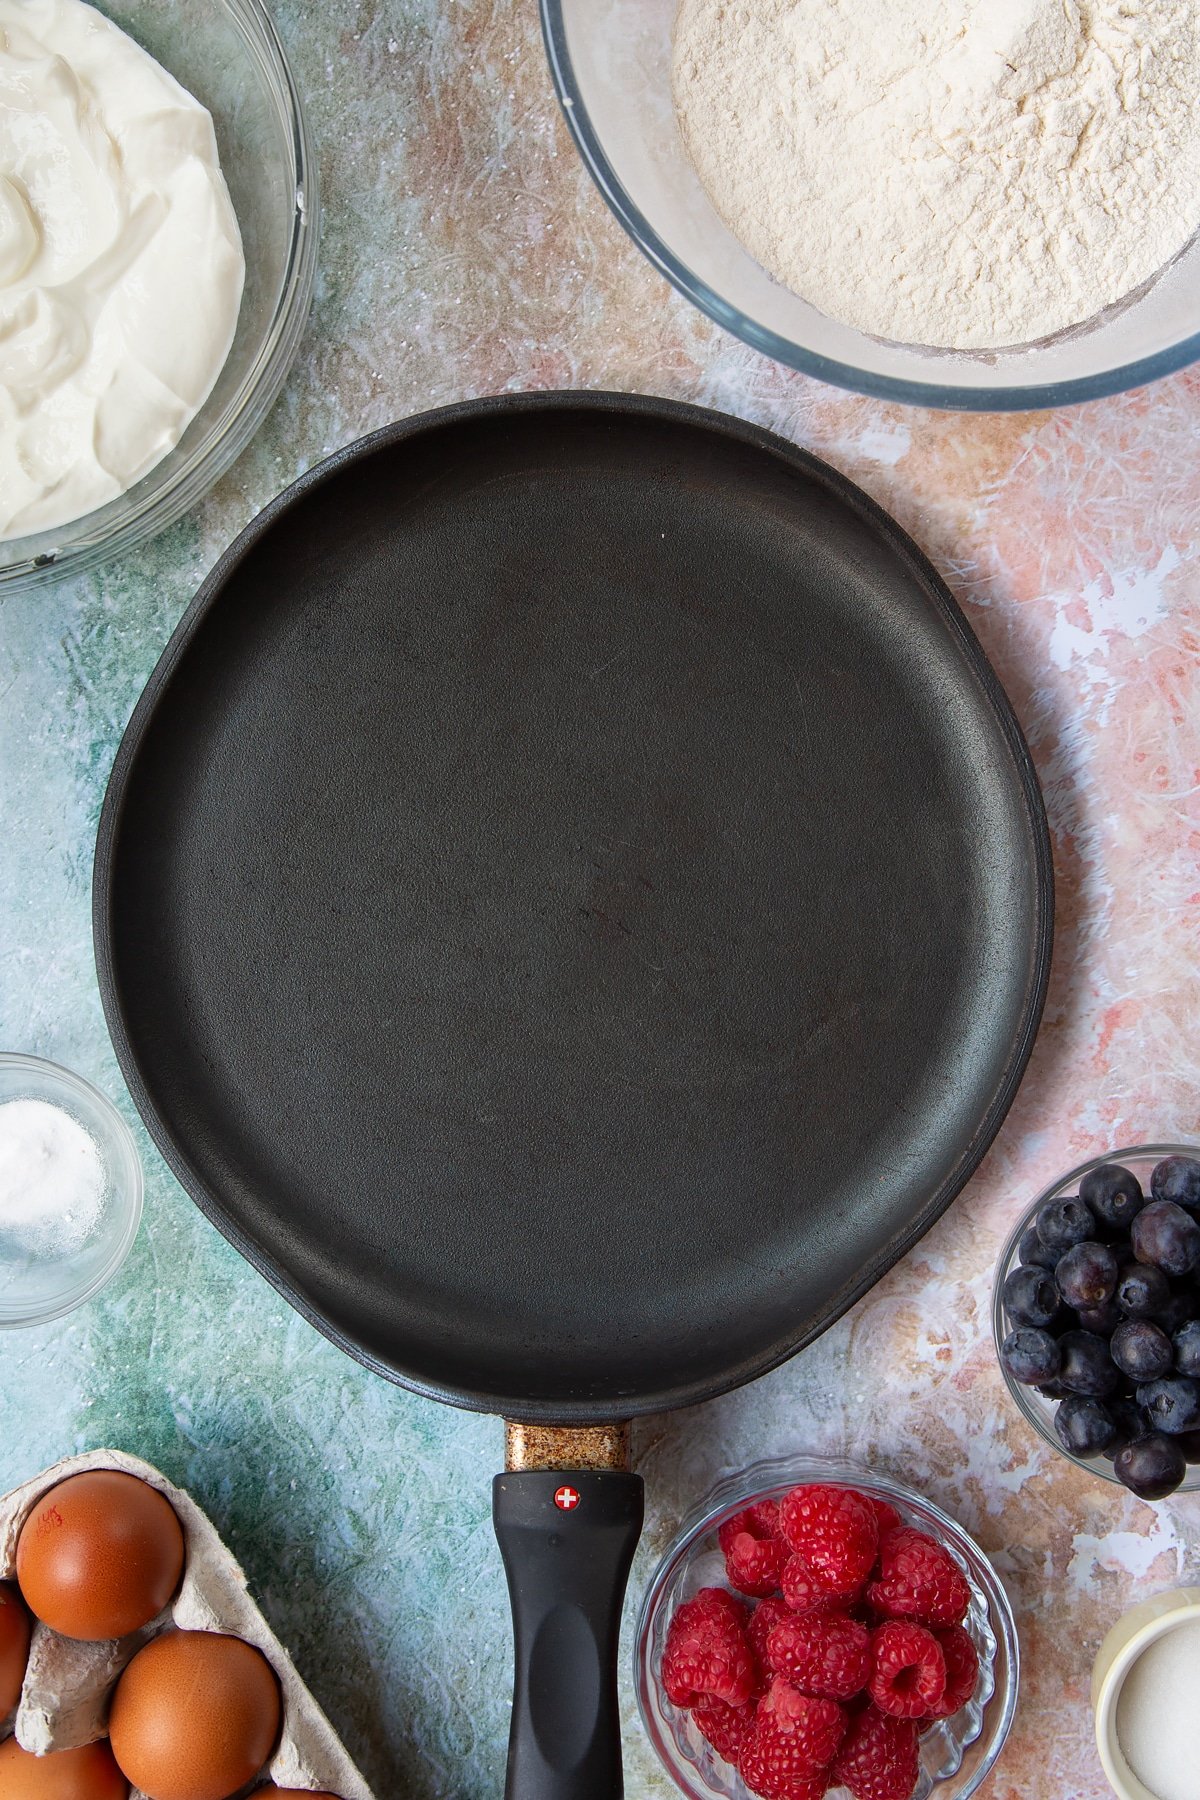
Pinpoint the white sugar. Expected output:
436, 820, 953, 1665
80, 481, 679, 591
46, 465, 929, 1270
0, 1098, 106, 1258
1116, 1619, 1200, 1800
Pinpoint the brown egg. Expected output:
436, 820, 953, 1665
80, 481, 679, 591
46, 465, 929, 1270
0, 1579, 32, 1713
109, 1629, 281, 1800
16, 1471, 185, 1642
0, 1736, 129, 1799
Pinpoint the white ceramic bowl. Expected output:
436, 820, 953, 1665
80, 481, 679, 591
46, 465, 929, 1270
1092, 1588, 1200, 1800
0, 1054, 143, 1327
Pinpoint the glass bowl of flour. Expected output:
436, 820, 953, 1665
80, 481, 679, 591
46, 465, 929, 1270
0, 0, 317, 594
541, 0, 1200, 410
0, 1054, 143, 1327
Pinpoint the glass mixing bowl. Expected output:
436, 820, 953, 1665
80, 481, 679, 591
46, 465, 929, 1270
541, 0, 1200, 410
0, 0, 317, 594
0, 1054, 143, 1328
636, 1454, 1019, 1800
992, 1144, 1200, 1494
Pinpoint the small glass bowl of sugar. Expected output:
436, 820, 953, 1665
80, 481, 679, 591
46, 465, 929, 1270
1093, 1589, 1200, 1800
0, 1053, 143, 1328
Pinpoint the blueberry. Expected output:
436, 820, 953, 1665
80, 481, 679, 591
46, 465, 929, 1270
1081, 1163, 1144, 1233
1102, 1397, 1151, 1458
1110, 1320, 1174, 1382
1002, 1264, 1061, 1330
1058, 1329, 1121, 1396
1053, 1394, 1116, 1458
1113, 1434, 1187, 1499
1174, 1427, 1200, 1464
1036, 1379, 1068, 1400
1154, 1289, 1200, 1334
1151, 1156, 1200, 1214
1174, 1319, 1200, 1378
1116, 1262, 1171, 1318
1076, 1300, 1123, 1337
1000, 1327, 1061, 1386
1137, 1377, 1200, 1435
1036, 1196, 1096, 1252
1131, 1201, 1200, 1277
1055, 1241, 1118, 1311
1018, 1225, 1059, 1271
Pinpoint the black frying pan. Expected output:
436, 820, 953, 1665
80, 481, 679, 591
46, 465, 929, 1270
94, 394, 1052, 1799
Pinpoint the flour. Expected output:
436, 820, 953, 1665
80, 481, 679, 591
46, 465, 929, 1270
0, 1099, 106, 1258
672, 0, 1200, 350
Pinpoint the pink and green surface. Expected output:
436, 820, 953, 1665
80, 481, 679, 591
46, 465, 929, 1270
1, 3, 1200, 1798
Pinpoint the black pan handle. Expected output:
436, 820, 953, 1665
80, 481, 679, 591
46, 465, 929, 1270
493, 1468, 645, 1800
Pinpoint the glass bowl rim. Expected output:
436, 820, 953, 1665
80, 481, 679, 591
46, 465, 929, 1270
538, 0, 1200, 413
0, 0, 319, 595
634, 1451, 1020, 1800
0, 1052, 144, 1327
991, 1141, 1200, 1489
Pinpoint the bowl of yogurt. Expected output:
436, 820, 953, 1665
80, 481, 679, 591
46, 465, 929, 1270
0, 1052, 142, 1326
0, 0, 316, 590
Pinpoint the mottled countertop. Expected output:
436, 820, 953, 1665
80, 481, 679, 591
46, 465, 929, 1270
2, 3, 1200, 1797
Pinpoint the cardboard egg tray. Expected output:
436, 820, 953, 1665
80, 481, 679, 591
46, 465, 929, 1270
0, 1448, 374, 1799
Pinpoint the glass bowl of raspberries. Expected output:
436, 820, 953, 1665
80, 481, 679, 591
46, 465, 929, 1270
635, 1456, 1017, 1800
993, 1145, 1200, 1501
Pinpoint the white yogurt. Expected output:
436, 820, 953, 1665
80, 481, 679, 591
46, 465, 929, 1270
0, 0, 245, 540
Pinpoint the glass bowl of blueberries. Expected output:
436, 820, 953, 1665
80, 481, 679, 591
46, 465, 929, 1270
993, 1145, 1200, 1500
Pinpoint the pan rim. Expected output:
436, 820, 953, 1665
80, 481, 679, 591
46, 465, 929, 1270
93, 390, 1055, 1423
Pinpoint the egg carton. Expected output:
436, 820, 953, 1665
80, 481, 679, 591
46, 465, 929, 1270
0, 1448, 374, 1800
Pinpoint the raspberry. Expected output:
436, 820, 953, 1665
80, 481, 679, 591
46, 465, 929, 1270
759, 1676, 846, 1764
831, 1704, 920, 1800
691, 1586, 749, 1624
749, 1596, 794, 1668
768, 1609, 872, 1700
729, 1498, 783, 1540
921, 1625, 979, 1721
781, 1554, 842, 1614
739, 1679, 846, 1798
738, 1743, 830, 1800
691, 1693, 757, 1763
868, 1620, 947, 1719
720, 1503, 789, 1597
779, 1486, 878, 1598
662, 1588, 757, 1707
868, 1498, 902, 1541
867, 1528, 971, 1628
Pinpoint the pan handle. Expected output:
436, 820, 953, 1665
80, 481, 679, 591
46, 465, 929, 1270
494, 1428, 644, 1800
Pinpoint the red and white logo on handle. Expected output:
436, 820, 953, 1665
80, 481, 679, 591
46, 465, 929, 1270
554, 1484, 581, 1512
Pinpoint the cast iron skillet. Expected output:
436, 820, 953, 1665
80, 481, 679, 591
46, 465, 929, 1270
94, 394, 1052, 1800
